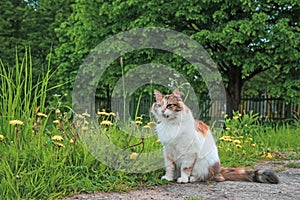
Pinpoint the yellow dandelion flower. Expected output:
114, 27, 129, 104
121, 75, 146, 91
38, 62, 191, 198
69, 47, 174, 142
233, 139, 241, 144
101, 120, 113, 126
97, 111, 110, 116
37, 112, 48, 118
244, 124, 248, 127
52, 135, 64, 141
238, 136, 244, 139
224, 138, 232, 142
55, 142, 65, 148
220, 135, 231, 140
9, 120, 24, 126
233, 116, 239, 120
156, 139, 160, 143
70, 139, 74, 144
76, 114, 84, 119
147, 121, 156, 126
225, 127, 230, 131
238, 113, 242, 117
135, 121, 142, 125
226, 148, 232, 152
81, 126, 88, 131
82, 112, 90, 117
247, 137, 253, 141
109, 112, 116, 117
0, 134, 4, 141
251, 143, 257, 147
236, 144, 242, 148
136, 116, 143, 120
266, 153, 273, 159
55, 109, 61, 114
53, 120, 60, 124
143, 125, 151, 129
218, 145, 223, 149
130, 152, 138, 159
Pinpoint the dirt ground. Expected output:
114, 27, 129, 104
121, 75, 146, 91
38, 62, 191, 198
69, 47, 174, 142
64, 160, 300, 200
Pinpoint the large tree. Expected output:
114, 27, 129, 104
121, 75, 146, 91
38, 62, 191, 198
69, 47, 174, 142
54, 0, 300, 116
0, 0, 74, 79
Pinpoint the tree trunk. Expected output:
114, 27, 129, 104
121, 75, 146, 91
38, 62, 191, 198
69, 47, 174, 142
226, 67, 243, 118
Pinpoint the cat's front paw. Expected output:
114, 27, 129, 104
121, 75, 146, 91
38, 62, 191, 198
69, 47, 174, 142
161, 175, 173, 181
177, 177, 189, 183
189, 176, 197, 182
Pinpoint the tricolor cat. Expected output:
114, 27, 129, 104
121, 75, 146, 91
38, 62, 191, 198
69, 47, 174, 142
151, 88, 279, 184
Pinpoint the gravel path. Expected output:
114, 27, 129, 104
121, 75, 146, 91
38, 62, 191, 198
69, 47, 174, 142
65, 160, 300, 200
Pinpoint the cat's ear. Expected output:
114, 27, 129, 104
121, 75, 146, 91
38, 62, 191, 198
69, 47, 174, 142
154, 89, 163, 101
172, 88, 182, 101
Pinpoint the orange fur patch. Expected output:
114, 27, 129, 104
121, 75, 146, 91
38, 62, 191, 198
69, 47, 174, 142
195, 120, 209, 137
183, 165, 193, 175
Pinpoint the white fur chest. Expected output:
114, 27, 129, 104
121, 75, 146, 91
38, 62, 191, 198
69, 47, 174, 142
156, 121, 181, 145
156, 117, 202, 149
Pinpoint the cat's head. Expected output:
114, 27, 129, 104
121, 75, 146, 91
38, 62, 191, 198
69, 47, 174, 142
151, 88, 186, 121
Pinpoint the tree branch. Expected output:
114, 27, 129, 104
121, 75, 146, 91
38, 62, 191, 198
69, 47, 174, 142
242, 66, 273, 84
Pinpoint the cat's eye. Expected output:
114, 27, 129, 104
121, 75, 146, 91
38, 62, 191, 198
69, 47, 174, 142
156, 104, 162, 107
166, 104, 174, 108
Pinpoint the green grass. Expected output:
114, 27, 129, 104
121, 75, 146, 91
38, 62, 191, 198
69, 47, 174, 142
285, 162, 300, 168
185, 197, 203, 200
0, 51, 299, 199
256, 125, 300, 153
0, 50, 165, 199
274, 167, 286, 173
218, 112, 300, 167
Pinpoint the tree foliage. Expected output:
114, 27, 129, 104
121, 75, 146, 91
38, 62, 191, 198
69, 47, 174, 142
0, 0, 29, 64
1, 0, 299, 115
0, 0, 74, 79
54, 0, 299, 115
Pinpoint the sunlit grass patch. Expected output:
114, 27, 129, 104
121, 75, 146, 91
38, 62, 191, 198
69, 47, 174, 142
219, 111, 300, 167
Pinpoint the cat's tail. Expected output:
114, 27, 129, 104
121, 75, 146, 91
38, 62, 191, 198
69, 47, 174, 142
217, 167, 279, 184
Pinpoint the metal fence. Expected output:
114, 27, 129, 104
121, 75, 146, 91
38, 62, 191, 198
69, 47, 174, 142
240, 97, 299, 120
95, 96, 299, 121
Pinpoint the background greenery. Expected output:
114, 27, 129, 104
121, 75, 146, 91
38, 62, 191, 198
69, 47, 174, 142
1, 0, 299, 116
0, 0, 299, 199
